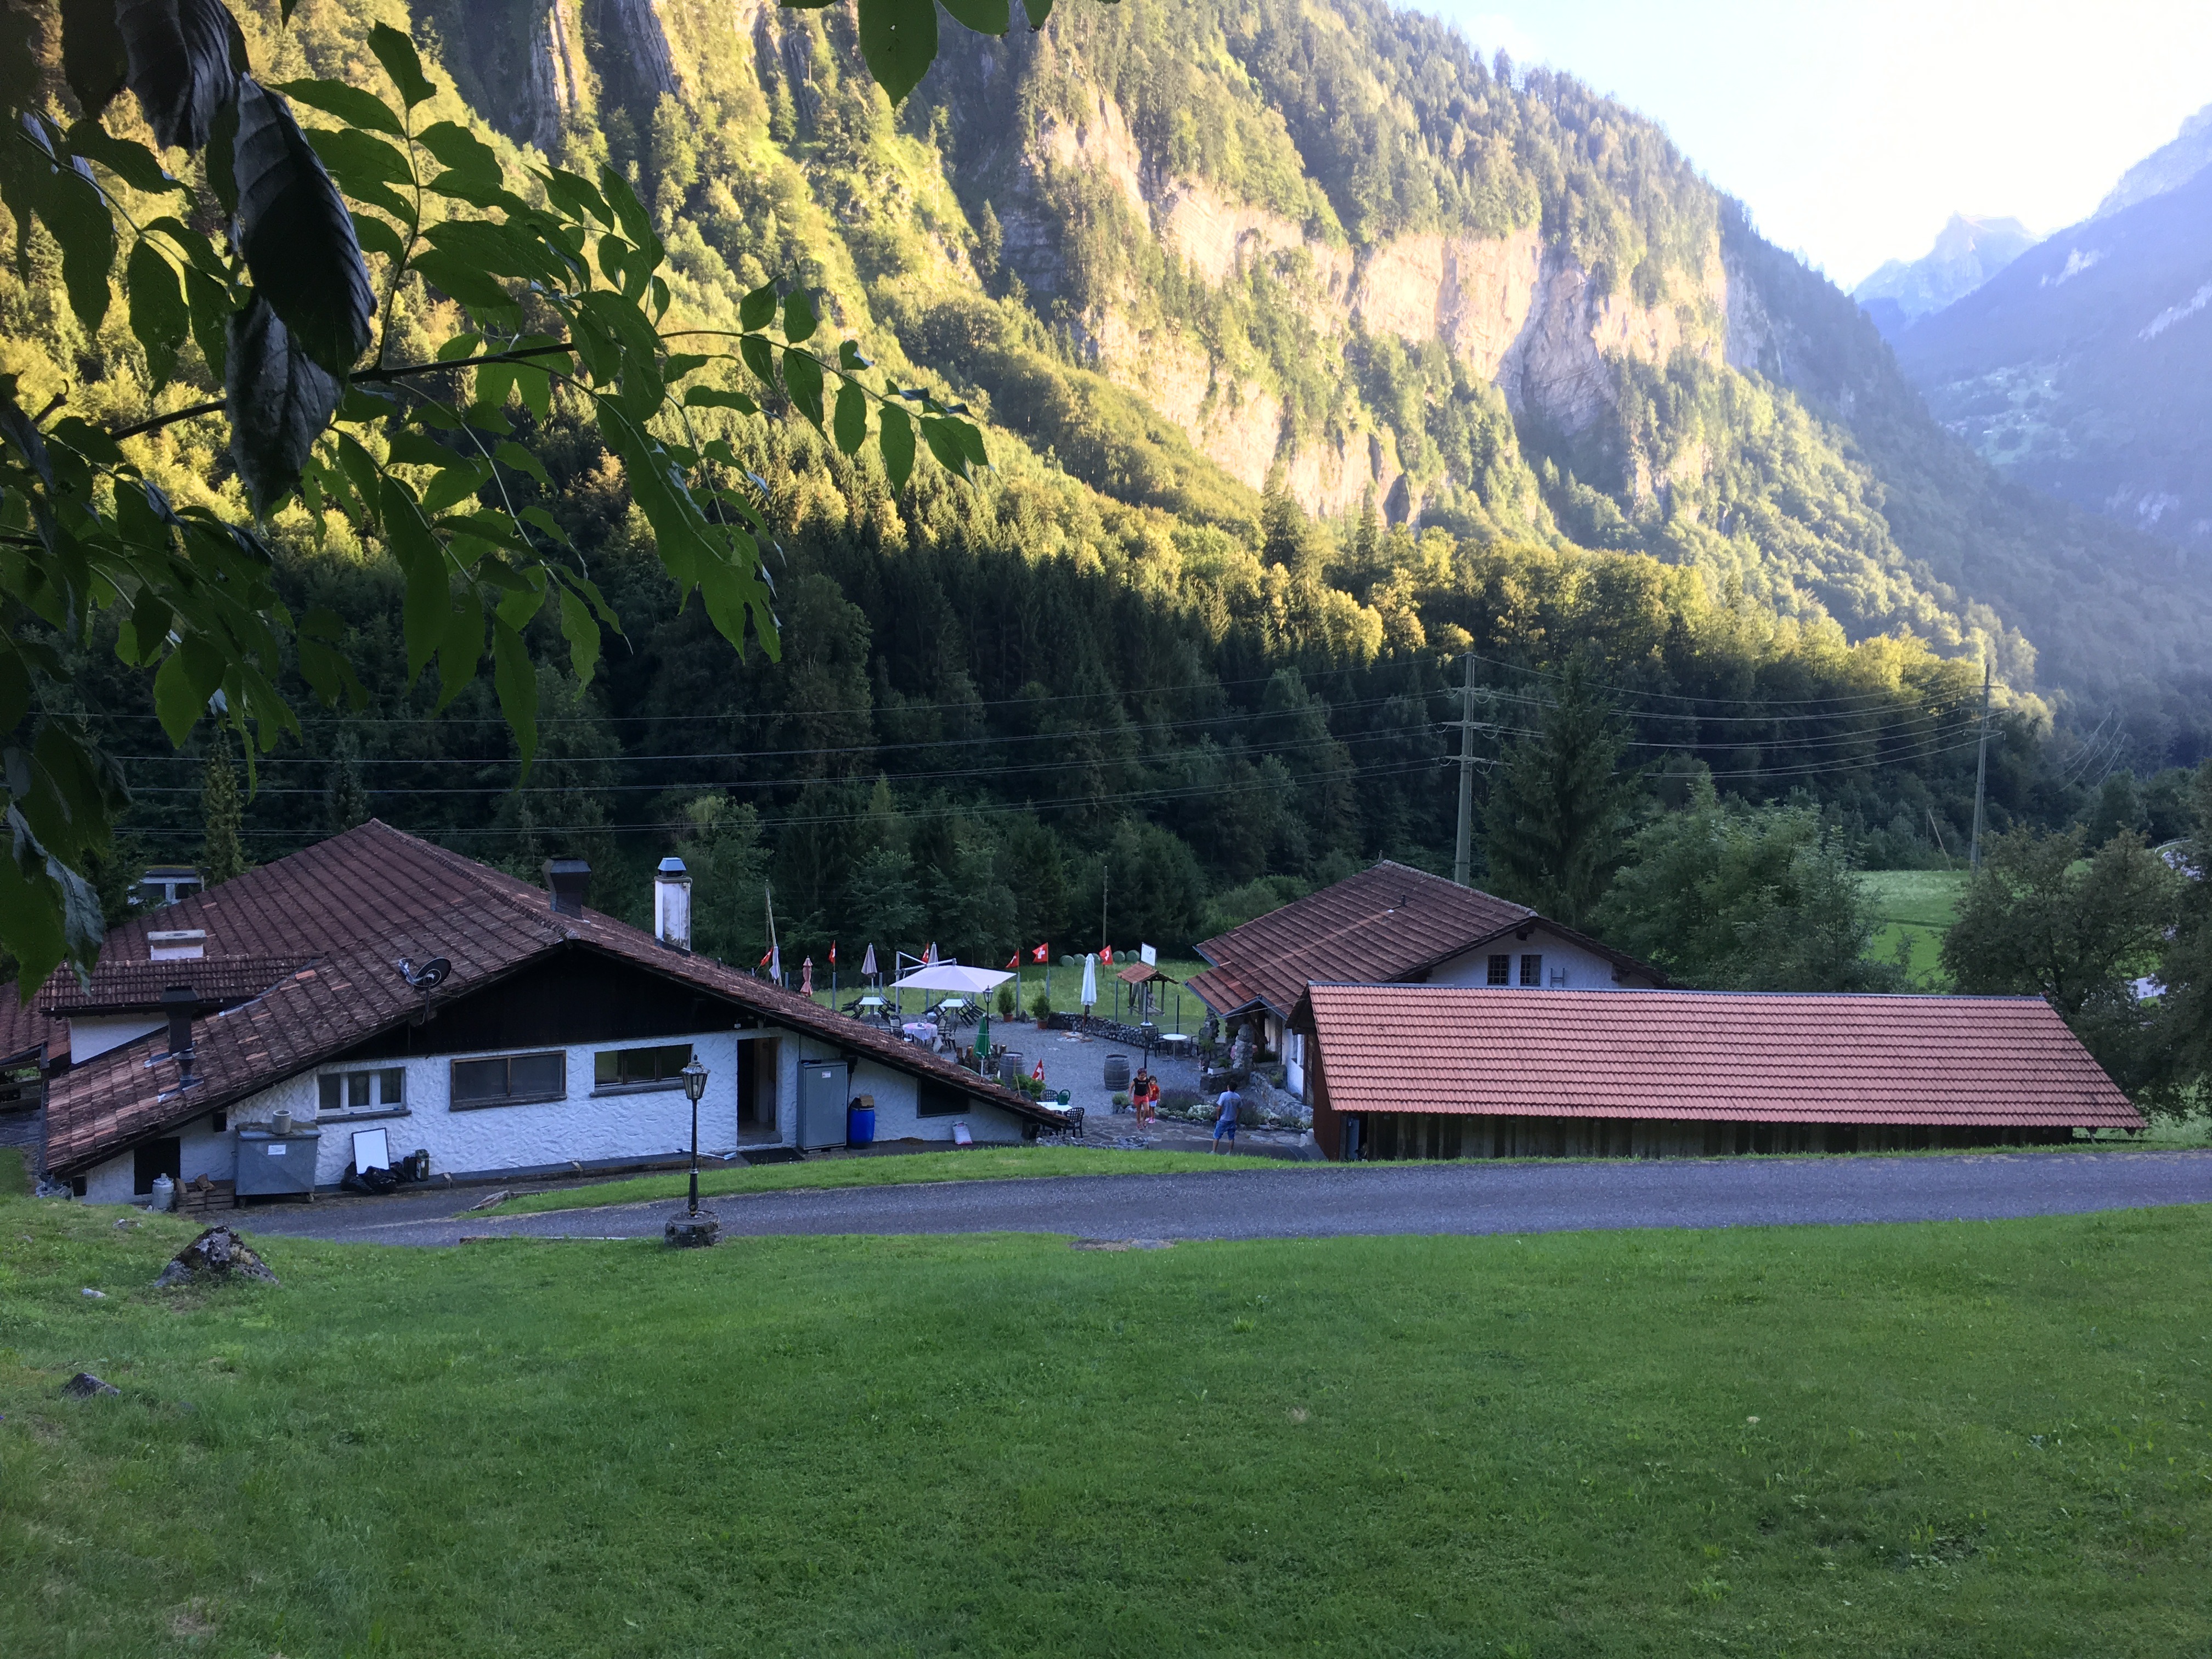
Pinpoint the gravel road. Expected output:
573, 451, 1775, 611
232, 1148, 2212, 1248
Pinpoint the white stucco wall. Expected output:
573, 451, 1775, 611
78, 1019, 1034, 1201
1423, 930, 1644, 990
69, 1015, 163, 1063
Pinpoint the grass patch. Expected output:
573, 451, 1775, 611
0, 1146, 25, 1198
1863, 868, 1968, 986
486, 1145, 1293, 1215
6, 1198, 2212, 1654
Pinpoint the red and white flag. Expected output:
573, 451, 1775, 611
923, 941, 937, 964
1101, 946, 1114, 964
1006, 952, 1019, 970
1031, 943, 1049, 963
830, 942, 838, 966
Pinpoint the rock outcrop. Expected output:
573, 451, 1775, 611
155, 1226, 280, 1290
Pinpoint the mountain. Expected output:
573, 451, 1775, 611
2096, 101, 2212, 218
1852, 213, 2040, 341
14, 0, 2212, 949
1893, 159, 2212, 557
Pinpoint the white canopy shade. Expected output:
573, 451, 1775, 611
889, 962, 1014, 995
1081, 953, 1098, 1008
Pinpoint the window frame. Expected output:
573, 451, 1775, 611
448, 1051, 569, 1111
591, 1042, 695, 1095
1486, 953, 1511, 986
317, 1066, 410, 1120
1520, 953, 1543, 988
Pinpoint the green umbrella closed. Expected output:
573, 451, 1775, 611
975, 1012, 991, 1062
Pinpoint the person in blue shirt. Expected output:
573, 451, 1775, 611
1212, 1087, 1241, 1152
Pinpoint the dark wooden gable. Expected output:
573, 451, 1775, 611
334, 945, 754, 1062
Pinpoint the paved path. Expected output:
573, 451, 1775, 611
235, 1149, 2212, 1248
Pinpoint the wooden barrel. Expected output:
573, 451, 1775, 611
1103, 1054, 1131, 1091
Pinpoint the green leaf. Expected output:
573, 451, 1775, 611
782, 288, 819, 343
492, 619, 538, 775
838, 339, 872, 371
64, 120, 183, 194
184, 268, 230, 381
232, 80, 375, 374
520, 505, 571, 546
33, 154, 116, 334
1019, 0, 1053, 26
301, 123, 415, 190
782, 348, 825, 430
0, 651, 32, 738
368, 22, 437, 109
436, 582, 484, 711
556, 584, 600, 684
416, 122, 504, 191
856, 0, 939, 105
151, 635, 225, 746
58, 0, 130, 120
349, 211, 405, 261
495, 440, 552, 489
919, 415, 968, 477
408, 249, 517, 312
685, 386, 759, 414
419, 457, 493, 515
878, 403, 915, 490
597, 165, 664, 270
738, 283, 778, 332
126, 237, 189, 385
738, 334, 777, 389
0, 833, 66, 998
275, 77, 406, 137
832, 381, 867, 456
225, 295, 343, 515
939, 0, 1011, 33
296, 606, 367, 709
382, 485, 452, 684
953, 418, 989, 469
206, 96, 239, 218
537, 166, 611, 226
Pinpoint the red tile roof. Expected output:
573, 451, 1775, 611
40, 821, 1063, 1175
1188, 860, 1656, 1020
40, 957, 308, 1014
1298, 983, 2142, 1130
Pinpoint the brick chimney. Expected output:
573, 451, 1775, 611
653, 857, 693, 952
544, 858, 590, 917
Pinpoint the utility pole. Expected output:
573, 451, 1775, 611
1968, 658, 1991, 871
1099, 861, 1109, 952
1453, 651, 1477, 887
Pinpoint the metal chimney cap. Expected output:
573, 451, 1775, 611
657, 857, 689, 875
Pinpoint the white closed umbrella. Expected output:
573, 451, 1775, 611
1081, 953, 1098, 1011
861, 943, 878, 981
889, 962, 1014, 995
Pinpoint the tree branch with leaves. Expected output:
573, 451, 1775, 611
0, 0, 1006, 990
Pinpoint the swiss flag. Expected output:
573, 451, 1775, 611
1101, 946, 1114, 964
1031, 943, 1049, 963
1006, 952, 1019, 970
830, 942, 837, 965
758, 951, 772, 968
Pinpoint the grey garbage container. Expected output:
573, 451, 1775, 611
235, 1127, 321, 1199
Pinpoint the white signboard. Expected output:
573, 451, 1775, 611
1140, 944, 1158, 967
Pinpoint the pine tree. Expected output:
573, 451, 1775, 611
1480, 654, 1639, 927
200, 733, 247, 887
326, 733, 370, 835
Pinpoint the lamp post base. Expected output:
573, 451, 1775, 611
663, 1208, 721, 1249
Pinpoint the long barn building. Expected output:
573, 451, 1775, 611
1295, 984, 2142, 1161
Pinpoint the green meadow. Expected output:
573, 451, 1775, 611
5, 1194, 2212, 1655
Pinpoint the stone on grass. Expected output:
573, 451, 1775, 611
664, 1209, 720, 1248
62, 1372, 119, 1398
155, 1226, 279, 1290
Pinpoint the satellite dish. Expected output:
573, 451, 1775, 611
397, 956, 452, 991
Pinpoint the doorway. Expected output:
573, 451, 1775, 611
737, 1036, 780, 1142
133, 1136, 182, 1195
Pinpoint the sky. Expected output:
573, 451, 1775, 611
1434, 1, 2212, 288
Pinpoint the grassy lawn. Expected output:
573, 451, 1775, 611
7, 1199, 2212, 1655
485, 1145, 1291, 1216
1861, 868, 1968, 987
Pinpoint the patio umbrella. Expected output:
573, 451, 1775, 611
888, 963, 1014, 995
975, 1012, 991, 1061
1081, 952, 1098, 1011
861, 943, 878, 981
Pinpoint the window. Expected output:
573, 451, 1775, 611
1520, 953, 1543, 988
450, 1052, 566, 1109
1486, 953, 1511, 986
594, 1043, 693, 1089
319, 1068, 405, 1115
918, 1076, 973, 1118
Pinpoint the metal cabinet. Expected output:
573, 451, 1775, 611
797, 1060, 849, 1150
235, 1127, 321, 1198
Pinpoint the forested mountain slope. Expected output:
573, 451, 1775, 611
404, 0, 2203, 703
6, 0, 2205, 966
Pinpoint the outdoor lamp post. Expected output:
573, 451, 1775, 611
681, 1057, 709, 1217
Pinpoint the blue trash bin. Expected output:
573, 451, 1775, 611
847, 1096, 877, 1148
